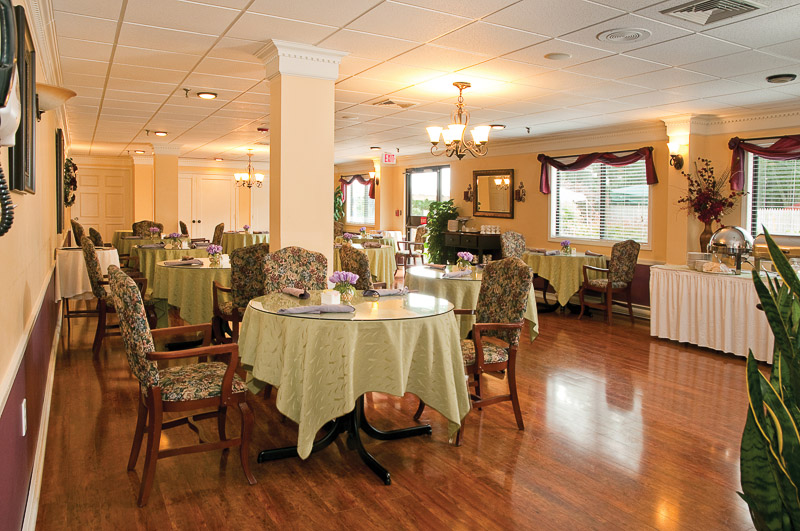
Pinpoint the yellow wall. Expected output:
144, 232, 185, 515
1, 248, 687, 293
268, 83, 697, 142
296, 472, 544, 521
133, 161, 154, 221
153, 153, 179, 234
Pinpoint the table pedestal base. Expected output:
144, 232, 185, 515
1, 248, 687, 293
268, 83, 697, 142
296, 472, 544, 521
536, 278, 586, 315
257, 395, 432, 485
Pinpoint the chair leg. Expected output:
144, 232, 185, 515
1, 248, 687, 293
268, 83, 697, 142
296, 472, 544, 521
627, 290, 635, 324
508, 364, 524, 431
238, 400, 257, 485
127, 396, 147, 471
92, 299, 107, 356
138, 392, 162, 507
217, 406, 228, 442
473, 372, 482, 399
413, 399, 425, 420
606, 290, 613, 325
578, 288, 585, 320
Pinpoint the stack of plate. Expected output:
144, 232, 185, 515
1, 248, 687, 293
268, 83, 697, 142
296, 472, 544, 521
687, 252, 711, 270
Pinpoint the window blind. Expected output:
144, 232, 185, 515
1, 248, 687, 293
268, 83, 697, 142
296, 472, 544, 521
346, 180, 375, 225
550, 160, 649, 243
749, 155, 800, 236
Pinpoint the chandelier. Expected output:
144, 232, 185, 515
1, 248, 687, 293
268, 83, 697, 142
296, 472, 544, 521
426, 82, 491, 160
234, 150, 264, 188
494, 177, 510, 190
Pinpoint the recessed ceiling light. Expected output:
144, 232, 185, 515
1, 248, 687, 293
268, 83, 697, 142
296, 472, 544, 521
544, 53, 571, 61
214, 157, 223, 161
134, 150, 145, 154
154, 131, 168, 137
766, 73, 797, 84
197, 91, 217, 100
370, 146, 381, 151
490, 124, 506, 130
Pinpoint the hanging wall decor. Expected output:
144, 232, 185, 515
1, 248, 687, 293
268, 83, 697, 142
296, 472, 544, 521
8, 5, 35, 194
64, 157, 78, 207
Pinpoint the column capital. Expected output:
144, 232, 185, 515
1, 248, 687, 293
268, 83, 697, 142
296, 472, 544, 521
153, 143, 181, 156
132, 155, 153, 165
663, 115, 716, 138
256, 39, 347, 81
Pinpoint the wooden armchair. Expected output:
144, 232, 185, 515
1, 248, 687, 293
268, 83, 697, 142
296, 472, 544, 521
396, 225, 427, 269
108, 265, 255, 507
578, 239, 640, 324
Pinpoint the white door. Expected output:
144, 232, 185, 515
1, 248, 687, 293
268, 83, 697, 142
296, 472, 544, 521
178, 174, 238, 241
73, 163, 132, 242
249, 175, 269, 233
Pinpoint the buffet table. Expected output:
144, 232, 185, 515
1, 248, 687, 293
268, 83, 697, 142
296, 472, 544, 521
649, 265, 774, 363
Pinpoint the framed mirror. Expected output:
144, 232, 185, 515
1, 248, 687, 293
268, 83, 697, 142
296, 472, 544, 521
473, 169, 514, 219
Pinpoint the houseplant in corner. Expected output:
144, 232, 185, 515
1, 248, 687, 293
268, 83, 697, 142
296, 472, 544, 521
739, 229, 800, 530
425, 199, 459, 265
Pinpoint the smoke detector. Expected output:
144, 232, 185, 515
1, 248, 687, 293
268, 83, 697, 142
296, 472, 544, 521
661, 0, 763, 26
597, 28, 652, 43
372, 99, 415, 109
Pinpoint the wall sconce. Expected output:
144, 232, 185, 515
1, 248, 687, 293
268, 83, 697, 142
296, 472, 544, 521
667, 141, 684, 170
369, 171, 378, 186
463, 184, 473, 202
36, 83, 77, 121
514, 181, 526, 202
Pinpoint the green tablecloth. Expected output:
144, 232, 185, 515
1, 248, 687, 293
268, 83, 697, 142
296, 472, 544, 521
238, 291, 470, 459
405, 265, 539, 340
333, 244, 397, 285
351, 236, 396, 249
152, 258, 232, 326
111, 230, 133, 250
136, 247, 210, 290
522, 252, 606, 306
118, 236, 190, 256
221, 232, 270, 255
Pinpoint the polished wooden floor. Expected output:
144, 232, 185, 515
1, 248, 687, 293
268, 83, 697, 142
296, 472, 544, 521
37, 297, 756, 530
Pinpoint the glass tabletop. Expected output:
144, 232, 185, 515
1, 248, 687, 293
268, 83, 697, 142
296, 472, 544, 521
406, 265, 483, 281
248, 290, 454, 321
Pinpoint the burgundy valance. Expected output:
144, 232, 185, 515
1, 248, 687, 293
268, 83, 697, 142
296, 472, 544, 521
339, 175, 375, 201
729, 135, 800, 191
537, 147, 657, 194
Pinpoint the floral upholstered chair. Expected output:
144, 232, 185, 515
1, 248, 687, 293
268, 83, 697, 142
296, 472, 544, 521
107, 265, 256, 506
333, 220, 344, 238
212, 243, 270, 342
179, 220, 189, 236
501, 231, 526, 259
415, 257, 532, 438
339, 243, 385, 290
89, 227, 106, 247
578, 239, 640, 325
211, 223, 225, 246
70, 219, 86, 246
263, 246, 327, 293
396, 225, 427, 268
132, 220, 164, 237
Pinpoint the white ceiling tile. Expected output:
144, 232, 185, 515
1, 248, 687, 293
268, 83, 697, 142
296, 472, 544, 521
567, 80, 651, 99
54, 12, 119, 43
566, 54, 666, 78
485, 0, 624, 38
394, 0, 517, 18
680, 51, 797, 79
590, 0, 662, 11
517, 70, 602, 91
193, 57, 265, 80
318, 30, 419, 61
338, 56, 382, 77
336, 76, 409, 94
620, 67, 716, 89
335, 89, 382, 104
105, 77, 178, 95
227, 12, 337, 43
249, 0, 379, 26
390, 44, 490, 71
102, 99, 161, 111
104, 89, 169, 104
526, 91, 602, 108
432, 22, 547, 56
231, 91, 270, 104
347, 2, 470, 42
666, 79, 756, 99
703, 5, 800, 49
190, 0, 252, 8
207, 37, 264, 63
53, 0, 123, 19
118, 23, 218, 55
455, 58, 552, 83
572, 100, 640, 114
615, 90, 688, 106
183, 72, 260, 92
109, 63, 187, 84
59, 57, 108, 77
485, 100, 558, 115
728, 66, 800, 88
708, 89, 799, 108
625, 34, 747, 66
58, 37, 113, 62
62, 72, 107, 89
760, 38, 800, 62
504, 39, 614, 68
633, 0, 799, 33
559, 13, 692, 53
124, 0, 239, 35
113, 45, 201, 70
357, 62, 446, 85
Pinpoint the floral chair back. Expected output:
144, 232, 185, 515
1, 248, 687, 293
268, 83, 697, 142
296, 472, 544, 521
107, 265, 160, 388
231, 243, 271, 310
70, 219, 86, 245
339, 244, 373, 290
476, 257, 532, 347
333, 221, 344, 238
212, 223, 225, 246
89, 227, 104, 247
608, 240, 640, 285
80, 236, 108, 300
415, 225, 428, 243
179, 221, 189, 236
263, 246, 327, 293
501, 231, 526, 259
132, 220, 164, 237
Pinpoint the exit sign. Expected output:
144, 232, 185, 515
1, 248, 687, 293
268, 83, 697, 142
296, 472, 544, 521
382, 152, 396, 165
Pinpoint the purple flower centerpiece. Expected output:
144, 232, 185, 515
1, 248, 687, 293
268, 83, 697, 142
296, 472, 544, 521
207, 244, 223, 266
456, 251, 474, 270
359, 226, 367, 235
342, 232, 354, 242
330, 270, 359, 303
167, 232, 182, 248
560, 240, 572, 255
243, 224, 250, 233
148, 226, 160, 239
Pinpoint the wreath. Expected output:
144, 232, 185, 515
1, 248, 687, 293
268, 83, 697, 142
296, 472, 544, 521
64, 157, 78, 207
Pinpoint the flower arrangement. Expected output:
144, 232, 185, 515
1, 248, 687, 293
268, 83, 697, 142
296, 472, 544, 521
148, 226, 160, 239
678, 158, 744, 224
456, 251, 474, 270
243, 224, 250, 233
167, 232, 182, 248
64, 158, 78, 207
329, 270, 359, 302
207, 244, 222, 265
560, 240, 571, 255
342, 232, 354, 241
359, 226, 366, 235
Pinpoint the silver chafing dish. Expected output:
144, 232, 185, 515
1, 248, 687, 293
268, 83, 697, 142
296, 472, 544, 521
753, 233, 800, 272
708, 226, 753, 274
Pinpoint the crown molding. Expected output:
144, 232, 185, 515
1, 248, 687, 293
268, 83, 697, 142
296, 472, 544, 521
178, 157, 269, 171
132, 155, 153, 165
256, 39, 348, 81
152, 144, 182, 156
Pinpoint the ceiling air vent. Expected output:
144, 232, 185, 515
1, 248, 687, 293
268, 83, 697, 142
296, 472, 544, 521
661, 0, 763, 25
372, 99, 415, 109
597, 28, 652, 43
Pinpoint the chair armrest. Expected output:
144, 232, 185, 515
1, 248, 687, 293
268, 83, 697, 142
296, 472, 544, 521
582, 265, 609, 285
454, 309, 476, 315
132, 276, 148, 295
149, 343, 239, 402
151, 323, 213, 347
471, 321, 523, 370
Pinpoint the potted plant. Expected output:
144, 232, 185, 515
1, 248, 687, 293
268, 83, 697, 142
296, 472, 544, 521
333, 188, 345, 222
425, 199, 459, 265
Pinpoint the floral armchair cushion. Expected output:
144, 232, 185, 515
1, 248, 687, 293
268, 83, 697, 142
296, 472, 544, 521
608, 240, 640, 285
231, 243, 271, 310
334, 221, 344, 238
179, 221, 189, 236
89, 227, 104, 247
339, 244, 373, 290
107, 265, 159, 388
81, 236, 110, 301
212, 223, 225, 246
476, 257, 532, 347
263, 246, 327, 293
501, 231, 526, 259
70, 219, 86, 245
132, 220, 163, 237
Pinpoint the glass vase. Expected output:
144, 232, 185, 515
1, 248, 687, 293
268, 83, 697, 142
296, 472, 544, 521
335, 284, 355, 304
209, 254, 221, 266
561, 246, 571, 256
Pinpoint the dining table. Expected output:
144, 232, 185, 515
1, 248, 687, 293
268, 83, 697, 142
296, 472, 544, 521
238, 290, 470, 484
55, 247, 120, 300
351, 235, 397, 249
221, 231, 270, 255
135, 246, 208, 293
522, 251, 607, 309
110, 229, 133, 250
152, 257, 231, 328
333, 243, 397, 285
405, 265, 539, 340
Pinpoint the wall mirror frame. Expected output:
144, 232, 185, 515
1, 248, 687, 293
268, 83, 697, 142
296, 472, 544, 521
473, 169, 514, 219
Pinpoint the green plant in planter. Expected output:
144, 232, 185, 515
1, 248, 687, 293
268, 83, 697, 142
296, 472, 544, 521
333, 188, 345, 222
740, 229, 800, 531
425, 199, 459, 265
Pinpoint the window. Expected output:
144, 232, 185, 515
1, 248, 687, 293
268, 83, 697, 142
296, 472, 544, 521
747, 154, 800, 236
406, 166, 450, 220
345, 179, 375, 226
550, 160, 649, 244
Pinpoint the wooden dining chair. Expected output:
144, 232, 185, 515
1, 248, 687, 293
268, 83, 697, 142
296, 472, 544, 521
414, 257, 532, 437
89, 227, 111, 248
212, 243, 270, 343
396, 225, 427, 269
179, 220, 189, 236
578, 239, 640, 324
263, 246, 328, 293
339, 243, 386, 290
107, 265, 256, 506
501, 231, 526, 259
211, 223, 225, 246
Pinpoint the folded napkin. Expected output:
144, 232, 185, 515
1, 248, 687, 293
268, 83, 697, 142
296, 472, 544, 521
545, 250, 560, 256
363, 287, 408, 297
362, 241, 382, 248
281, 287, 310, 299
277, 304, 354, 314
253, 231, 268, 234
139, 243, 165, 249
334, 243, 342, 249
443, 269, 473, 279
164, 259, 202, 266
527, 248, 546, 254
192, 242, 209, 248
427, 264, 447, 270
122, 235, 142, 239
584, 250, 604, 257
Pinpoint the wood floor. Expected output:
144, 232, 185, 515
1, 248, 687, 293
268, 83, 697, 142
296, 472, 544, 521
37, 299, 756, 530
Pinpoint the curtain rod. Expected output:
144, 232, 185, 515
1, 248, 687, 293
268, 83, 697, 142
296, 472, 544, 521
739, 135, 786, 143
547, 147, 648, 161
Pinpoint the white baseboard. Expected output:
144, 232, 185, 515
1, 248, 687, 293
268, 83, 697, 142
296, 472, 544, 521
534, 291, 650, 320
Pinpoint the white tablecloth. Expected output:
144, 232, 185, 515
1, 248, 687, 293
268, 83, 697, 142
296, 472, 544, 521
55, 248, 120, 300
649, 265, 774, 363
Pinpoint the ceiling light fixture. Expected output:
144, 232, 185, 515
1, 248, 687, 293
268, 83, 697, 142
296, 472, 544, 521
197, 91, 217, 99
370, 146, 381, 151
234, 150, 264, 189
544, 53, 571, 61
490, 124, 506, 130
134, 150, 145, 154
426, 82, 490, 160
766, 73, 797, 84
154, 131, 168, 137
215, 157, 223, 161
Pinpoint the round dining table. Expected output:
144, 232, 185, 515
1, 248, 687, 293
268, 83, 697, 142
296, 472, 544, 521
238, 290, 470, 484
333, 243, 397, 285
221, 232, 269, 255
55, 247, 120, 300
405, 265, 539, 340
110, 229, 133, 250
135, 246, 208, 291
351, 235, 396, 249
152, 257, 232, 327
522, 251, 606, 307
